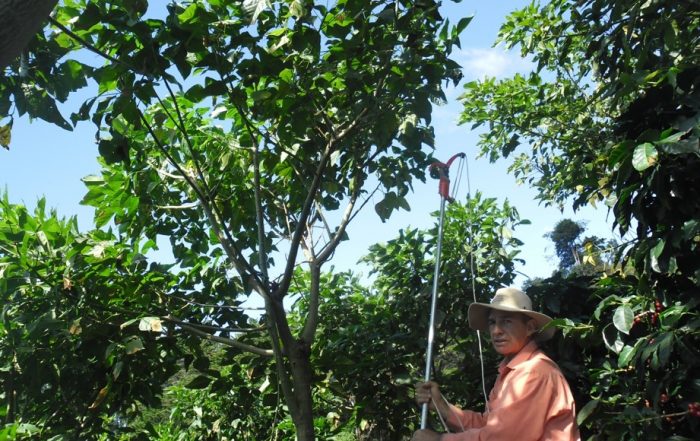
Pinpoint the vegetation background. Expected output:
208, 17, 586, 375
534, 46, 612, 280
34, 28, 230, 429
0, 1, 698, 440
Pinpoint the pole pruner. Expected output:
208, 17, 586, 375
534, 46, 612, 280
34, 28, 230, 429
420, 152, 465, 430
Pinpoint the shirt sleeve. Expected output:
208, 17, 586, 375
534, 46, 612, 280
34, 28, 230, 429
443, 403, 487, 432
440, 369, 559, 441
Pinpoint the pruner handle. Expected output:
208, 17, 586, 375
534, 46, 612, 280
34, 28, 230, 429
429, 152, 465, 201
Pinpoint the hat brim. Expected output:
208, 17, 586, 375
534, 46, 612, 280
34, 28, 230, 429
468, 302, 556, 341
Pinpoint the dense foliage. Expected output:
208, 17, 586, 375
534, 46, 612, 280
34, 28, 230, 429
2, 0, 699, 440
460, 0, 700, 439
0, 0, 470, 439
0, 196, 187, 439
120, 196, 529, 440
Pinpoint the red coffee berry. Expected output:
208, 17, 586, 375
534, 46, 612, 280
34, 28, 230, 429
654, 299, 664, 312
660, 393, 669, 404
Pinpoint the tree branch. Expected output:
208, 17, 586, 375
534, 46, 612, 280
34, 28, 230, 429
168, 316, 273, 357
316, 172, 362, 263
277, 144, 332, 300
155, 202, 200, 210
264, 298, 300, 418
253, 138, 269, 282
162, 316, 265, 334
161, 79, 212, 197
48, 16, 142, 74
53, 13, 267, 300
300, 263, 321, 344
276, 104, 371, 300
168, 294, 265, 311
138, 110, 267, 297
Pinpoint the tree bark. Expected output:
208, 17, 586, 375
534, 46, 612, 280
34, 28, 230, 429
265, 287, 317, 440
289, 342, 315, 441
0, 0, 58, 69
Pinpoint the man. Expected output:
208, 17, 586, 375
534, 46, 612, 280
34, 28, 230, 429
413, 287, 581, 441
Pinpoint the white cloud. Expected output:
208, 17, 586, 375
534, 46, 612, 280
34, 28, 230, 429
455, 47, 534, 80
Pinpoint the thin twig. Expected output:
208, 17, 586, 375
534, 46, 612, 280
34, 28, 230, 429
171, 318, 273, 357
161, 79, 212, 196
48, 17, 136, 72
162, 315, 265, 334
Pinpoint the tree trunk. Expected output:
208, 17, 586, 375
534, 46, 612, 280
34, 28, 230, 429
289, 345, 315, 441
266, 292, 317, 440
0, 0, 58, 69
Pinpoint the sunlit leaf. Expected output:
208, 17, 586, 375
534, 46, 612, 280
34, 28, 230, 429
242, 0, 270, 24
0, 124, 11, 149
138, 317, 163, 333
88, 385, 109, 409
631, 142, 658, 171
613, 305, 633, 334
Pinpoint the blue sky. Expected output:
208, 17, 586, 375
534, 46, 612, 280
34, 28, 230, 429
0, 0, 616, 287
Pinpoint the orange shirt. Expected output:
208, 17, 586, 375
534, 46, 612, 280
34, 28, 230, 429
441, 341, 581, 441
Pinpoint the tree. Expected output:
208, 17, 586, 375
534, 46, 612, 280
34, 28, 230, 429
460, 0, 700, 438
0, 0, 57, 70
123, 195, 529, 440
546, 219, 585, 271
0, 1, 471, 439
545, 218, 618, 277
0, 195, 188, 439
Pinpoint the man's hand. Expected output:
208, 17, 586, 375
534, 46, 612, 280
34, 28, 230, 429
415, 381, 441, 408
411, 429, 442, 441
415, 381, 453, 429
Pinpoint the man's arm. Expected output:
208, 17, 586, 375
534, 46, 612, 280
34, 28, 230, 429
440, 369, 560, 441
415, 382, 487, 432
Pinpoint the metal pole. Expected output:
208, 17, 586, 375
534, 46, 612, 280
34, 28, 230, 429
420, 195, 447, 429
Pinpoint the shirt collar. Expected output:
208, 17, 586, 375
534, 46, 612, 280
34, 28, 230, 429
498, 340, 539, 374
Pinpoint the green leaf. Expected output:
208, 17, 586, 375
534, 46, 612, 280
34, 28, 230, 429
593, 295, 621, 320
658, 139, 699, 155
288, 0, 304, 18
98, 136, 130, 165
631, 142, 658, 171
113, 361, 124, 380
454, 16, 474, 35
607, 140, 633, 167
186, 375, 212, 389
178, 3, 199, 25
656, 332, 673, 368
251, 90, 273, 102
124, 336, 145, 355
576, 399, 599, 426
617, 344, 635, 367
656, 129, 688, 144
613, 305, 633, 334
242, 0, 270, 24
0, 124, 12, 149
649, 239, 665, 272
81, 175, 105, 185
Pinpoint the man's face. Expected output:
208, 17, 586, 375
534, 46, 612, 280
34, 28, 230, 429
487, 310, 536, 358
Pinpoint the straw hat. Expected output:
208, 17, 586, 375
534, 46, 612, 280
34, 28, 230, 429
468, 287, 556, 341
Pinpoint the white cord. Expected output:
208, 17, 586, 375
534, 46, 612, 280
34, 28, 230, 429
451, 155, 466, 201
432, 396, 451, 433
464, 155, 490, 412
432, 393, 466, 433
428, 153, 490, 432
